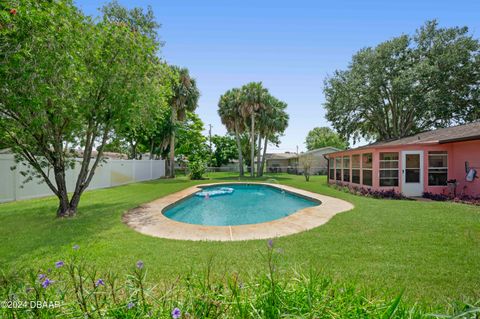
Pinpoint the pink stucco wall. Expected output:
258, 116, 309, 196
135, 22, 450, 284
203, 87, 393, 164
327, 140, 480, 197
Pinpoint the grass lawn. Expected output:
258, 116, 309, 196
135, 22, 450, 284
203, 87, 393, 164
0, 173, 479, 309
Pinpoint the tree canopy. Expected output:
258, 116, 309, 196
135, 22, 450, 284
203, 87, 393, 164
0, 0, 167, 216
210, 135, 238, 167
305, 127, 348, 151
167, 66, 200, 177
324, 20, 480, 143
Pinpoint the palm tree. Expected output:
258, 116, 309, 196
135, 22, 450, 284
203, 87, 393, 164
240, 82, 268, 177
168, 66, 200, 178
257, 97, 289, 176
218, 88, 245, 176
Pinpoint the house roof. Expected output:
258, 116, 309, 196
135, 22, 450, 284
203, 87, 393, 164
300, 146, 341, 156
266, 152, 298, 160
328, 122, 480, 156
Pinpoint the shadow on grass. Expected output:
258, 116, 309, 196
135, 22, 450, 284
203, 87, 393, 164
0, 199, 134, 266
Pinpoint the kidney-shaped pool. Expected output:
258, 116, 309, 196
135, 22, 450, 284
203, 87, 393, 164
163, 184, 319, 226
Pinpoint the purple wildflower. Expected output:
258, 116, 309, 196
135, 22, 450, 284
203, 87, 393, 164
171, 307, 181, 319
73, 245, 80, 250
55, 261, 64, 268
136, 260, 144, 269
95, 279, 105, 287
41, 278, 53, 289
267, 239, 274, 248
127, 302, 135, 309
38, 274, 46, 281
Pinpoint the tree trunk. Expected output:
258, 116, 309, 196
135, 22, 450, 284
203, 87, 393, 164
256, 134, 263, 176
149, 139, 154, 160
259, 135, 268, 177
250, 113, 255, 177
53, 165, 75, 217
67, 126, 110, 217
56, 191, 72, 217
234, 124, 244, 177
169, 111, 177, 178
131, 141, 137, 160
169, 131, 175, 178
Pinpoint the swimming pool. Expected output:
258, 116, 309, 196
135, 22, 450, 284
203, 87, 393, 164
163, 184, 319, 226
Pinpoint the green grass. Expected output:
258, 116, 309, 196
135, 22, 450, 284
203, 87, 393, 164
0, 173, 479, 310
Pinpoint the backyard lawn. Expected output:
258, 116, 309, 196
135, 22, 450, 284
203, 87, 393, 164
0, 173, 479, 309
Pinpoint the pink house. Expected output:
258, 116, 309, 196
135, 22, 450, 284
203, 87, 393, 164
326, 122, 480, 197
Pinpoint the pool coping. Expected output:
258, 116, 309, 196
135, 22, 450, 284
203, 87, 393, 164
123, 182, 354, 241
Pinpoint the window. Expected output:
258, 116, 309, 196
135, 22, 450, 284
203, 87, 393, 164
379, 152, 399, 186
352, 154, 360, 184
362, 153, 373, 186
329, 158, 334, 180
335, 157, 342, 181
428, 151, 448, 186
343, 156, 350, 182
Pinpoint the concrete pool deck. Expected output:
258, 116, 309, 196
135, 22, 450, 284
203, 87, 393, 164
123, 182, 354, 241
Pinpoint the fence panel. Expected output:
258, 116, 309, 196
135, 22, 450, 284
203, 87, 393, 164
0, 157, 15, 202
152, 160, 165, 179
134, 160, 152, 182
110, 161, 134, 186
0, 155, 165, 203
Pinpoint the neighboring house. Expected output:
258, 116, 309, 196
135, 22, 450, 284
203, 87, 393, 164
326, 122, 480, 197
298, 147, 341, 175
265, 152, 298, 173
266, 147, 340, 174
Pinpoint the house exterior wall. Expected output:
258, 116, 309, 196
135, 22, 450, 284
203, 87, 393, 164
327, 140, 480, 197
450, 140, 480, 196
266, 159, 292, 173
298, 152, 329, 175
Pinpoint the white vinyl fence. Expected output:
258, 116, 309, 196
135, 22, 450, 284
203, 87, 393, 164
0, 154, 165, 203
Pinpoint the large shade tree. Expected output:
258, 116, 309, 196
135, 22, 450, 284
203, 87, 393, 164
0, 0, 161, 217
168, 66, 200, 178
305, 127, 348, 151
210, 135, 238, 167
324, 20, 480, 143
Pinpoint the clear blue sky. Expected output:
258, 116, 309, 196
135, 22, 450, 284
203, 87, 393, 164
76, 0, 480, 152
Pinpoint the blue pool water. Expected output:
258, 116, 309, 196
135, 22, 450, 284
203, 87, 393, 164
163, 184, 318, 226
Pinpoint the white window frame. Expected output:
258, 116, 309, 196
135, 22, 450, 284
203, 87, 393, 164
428, 151, 448, 186
362, 153, 373, 186
379, 152, 399, 187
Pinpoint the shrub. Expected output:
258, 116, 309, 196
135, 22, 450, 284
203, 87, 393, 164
188, 159, 207, 180
423, 192, 480, 206
331, 183, 408, 200
423, 192, 450, 201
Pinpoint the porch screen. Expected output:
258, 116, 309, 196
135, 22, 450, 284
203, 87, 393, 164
362, 153, 373, 186
379, 152, 399, 187
343, 156, 350, 182
335, 157, 342, 180
352, 154, 360, 184
428, 151, 448, 186
329, 158, 334, 180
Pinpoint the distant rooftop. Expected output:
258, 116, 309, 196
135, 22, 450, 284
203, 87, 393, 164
266, 152, 298, 160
